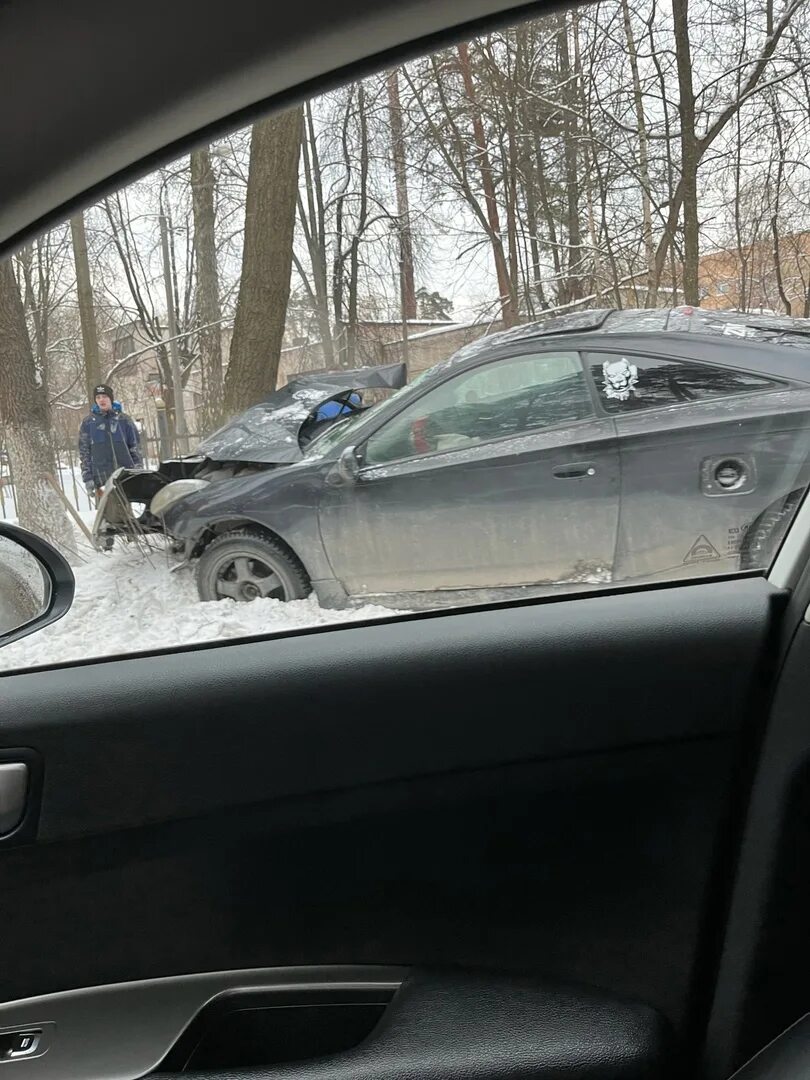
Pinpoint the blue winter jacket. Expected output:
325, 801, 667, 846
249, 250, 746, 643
79, 403, 142, 487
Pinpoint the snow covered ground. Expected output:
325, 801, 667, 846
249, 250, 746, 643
0, 529, 403, 674
0, 464, 97, 520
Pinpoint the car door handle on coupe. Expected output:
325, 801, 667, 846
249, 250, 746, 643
552, 462, 597, 479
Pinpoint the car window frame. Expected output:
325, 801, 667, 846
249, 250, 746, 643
583, 347, 790, 418
354, 345, 600, 471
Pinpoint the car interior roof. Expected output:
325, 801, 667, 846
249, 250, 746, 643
0, 0, 543, 257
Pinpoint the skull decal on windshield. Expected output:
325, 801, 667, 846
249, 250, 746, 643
602, 357, 639, 402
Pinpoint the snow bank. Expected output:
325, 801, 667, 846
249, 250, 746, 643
0, 540, 403, 674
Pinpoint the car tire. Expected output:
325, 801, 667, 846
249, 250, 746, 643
739, 489, 805, 571
196, 528, 311, 603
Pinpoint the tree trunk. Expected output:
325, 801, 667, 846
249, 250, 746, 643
386, 69, 417, 322
346, 85, 370, 368
456, 41, 517, 327
535, 142, 563, 292
17, 244, 48, 383
504, 123, 521, 311
299, 102, 335, 364
523, 183, 547, 312
333, 190, 346, 363
332, 98, 354, 365
0, 257, 76, 557
771, 120, 792, 315
224, 106, 303, 414
190, 147, 225, 432
664, 0, 800, 306
70, 212, 103, 406
558, 15, 583, 305
621, 0, 656, 306
672, 0, 700, 306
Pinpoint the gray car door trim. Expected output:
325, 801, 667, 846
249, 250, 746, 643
0, 966, 405, 1080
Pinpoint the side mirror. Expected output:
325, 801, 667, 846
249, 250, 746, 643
328, 445, 361, 486
0, 522, 75, 649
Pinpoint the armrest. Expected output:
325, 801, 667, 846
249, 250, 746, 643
158, 970, 668, 1080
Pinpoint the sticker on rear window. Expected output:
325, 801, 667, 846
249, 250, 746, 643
602, 358, 639, 401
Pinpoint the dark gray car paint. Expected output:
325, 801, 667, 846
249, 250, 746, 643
318, 416, 619, 594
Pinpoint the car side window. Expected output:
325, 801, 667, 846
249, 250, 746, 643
363, 352, 593, 466
589, 352, 779, 413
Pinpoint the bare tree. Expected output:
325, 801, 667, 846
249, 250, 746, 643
620, 0, 657, 304
668, 0, 803, 304
69, 211, 102, 405
456, 41, 518, 325
0, 257, 76, 555
345, 84, 371, 366
295, 101, 335, 364
386, 68, 417, 321
190, 148, 224, 431
224, 106, 303, 413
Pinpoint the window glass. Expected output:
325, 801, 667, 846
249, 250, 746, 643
365, 353, 592, 465
2, 0, 810, 673
589, 354, 779, 413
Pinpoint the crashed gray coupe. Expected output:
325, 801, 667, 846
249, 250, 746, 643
95, 308, 810, 608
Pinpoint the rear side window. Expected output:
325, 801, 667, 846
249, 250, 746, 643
589, 353, 779, 413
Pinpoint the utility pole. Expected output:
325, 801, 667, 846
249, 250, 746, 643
158, 207, 189, 454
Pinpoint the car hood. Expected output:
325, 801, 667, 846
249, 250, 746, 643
195, 362, 407, 464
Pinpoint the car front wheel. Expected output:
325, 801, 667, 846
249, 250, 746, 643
196, 528, 311, 603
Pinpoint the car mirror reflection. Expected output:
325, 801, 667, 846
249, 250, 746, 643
0, 524, 75, 648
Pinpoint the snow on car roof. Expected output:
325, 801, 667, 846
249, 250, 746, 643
420, 306, 810, 389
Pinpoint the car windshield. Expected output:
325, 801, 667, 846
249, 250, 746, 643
304, 412, 362, 454
3, 0, 810, 672
304, 372, 433, 456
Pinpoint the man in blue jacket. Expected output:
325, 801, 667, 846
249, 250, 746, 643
79, 383, 142, 501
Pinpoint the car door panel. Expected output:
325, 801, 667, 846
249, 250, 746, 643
6, 0, 810, 1077
318, 418, 619, 595
0, 967, 668, 1079
0, 577, 780, 1073
613, 404, 810, 583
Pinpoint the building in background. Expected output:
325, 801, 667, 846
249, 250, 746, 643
698, 233, 810, 316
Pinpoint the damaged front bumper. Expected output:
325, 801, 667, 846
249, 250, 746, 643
91, 461, 201, 549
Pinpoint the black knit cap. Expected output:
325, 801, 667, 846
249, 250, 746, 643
93, 384, 114, 400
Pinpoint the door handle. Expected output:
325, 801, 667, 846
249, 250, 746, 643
0, 763, 28, 836
553, 463, 596, 479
